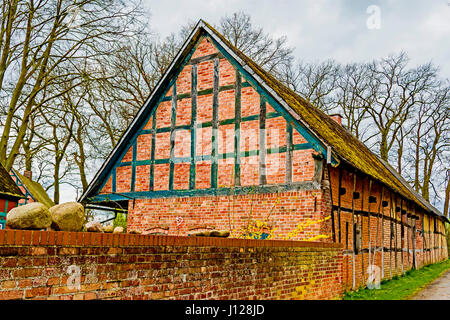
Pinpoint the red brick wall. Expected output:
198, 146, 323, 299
0, 230, 343, 300
127, 190, 332, 241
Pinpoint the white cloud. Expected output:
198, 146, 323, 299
144, 0, 450, 77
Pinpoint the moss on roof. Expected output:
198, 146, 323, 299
203, 21, 444, 220
14, 170, 55, 208
0, 164, 24, 199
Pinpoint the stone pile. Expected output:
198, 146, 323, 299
7, 202, 85, 231
189, 230, 230, 237
6, 203, 229, 237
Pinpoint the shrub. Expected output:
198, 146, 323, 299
113, 211, 127, 232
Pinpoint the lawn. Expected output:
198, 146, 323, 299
343, 259, 450, 300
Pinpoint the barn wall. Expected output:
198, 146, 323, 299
328, 166, 448, 291
0, 199, 17, 230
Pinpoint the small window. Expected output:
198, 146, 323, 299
346, 222, 349, 249
390, 221, 395, 239
353, 222, 361, 254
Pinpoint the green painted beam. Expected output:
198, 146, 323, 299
169, 83, 178, 191
211, 58, 220, 188
189, 64, 198, 190
234, 69, 241, 187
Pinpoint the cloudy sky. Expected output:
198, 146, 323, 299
143, 0, 450, 78
61, 0, 449, 203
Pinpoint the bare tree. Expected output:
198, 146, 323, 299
0, 0, 144, 170
444, 170, 449, 219
280, 60, 339, 113
361, 53, 439, 161
407, 84, 449, 201
218, 12, 294, 78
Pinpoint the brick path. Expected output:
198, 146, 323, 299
411, 270, 450, 300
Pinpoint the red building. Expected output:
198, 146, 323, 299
80, 21, 448, 290
0, 164, 24, 229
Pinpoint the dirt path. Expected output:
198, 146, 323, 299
410, 269, 450, 300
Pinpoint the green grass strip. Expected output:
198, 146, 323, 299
343, 259, 450, 300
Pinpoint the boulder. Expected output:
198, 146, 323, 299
6, 202, 52, 230
85, 221, 103, 232
191, 230, 211, 237
49, 202, 85, 232
210, 230, 230, 238
128, 229, 142, 235
113, 226, 124, 234
102, 225, 114, 233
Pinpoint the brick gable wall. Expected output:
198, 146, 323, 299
96, 36, 325, 241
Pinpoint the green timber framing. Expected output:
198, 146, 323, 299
0, 164, 24, 229
10, 169, 33, 205
0, 200, 8, 229
80, 20, 334, 205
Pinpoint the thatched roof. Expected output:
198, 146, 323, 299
0, 164, 24, 200
12, 170, 54, 208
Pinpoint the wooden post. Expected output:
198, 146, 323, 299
373, 186, 384, 278
233, 69, 241, 187
389, 193, 394, 278
367, 180, 373, 270
351, 172, 357, 290
399, 198, 403, 274
327, 164, 336, 242
424, 214, 428, 265
149, 109, 157, 191
189, 64, 198, 190
285, 123, 293, 184
168, 83, 178, 191
412, 205, 417, 269
431, 217, 434, 263
428, 216, 431, 264
338, 166, 343, 243
211, 58, 220, 189
360, 178, 365, 283
407, 202, 410, 270
259, 96, 267, 186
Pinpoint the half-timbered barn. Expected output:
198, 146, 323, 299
80, 20, 448, 290
0, 164, 24, 229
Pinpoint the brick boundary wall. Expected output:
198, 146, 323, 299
0, 230, 343, 300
